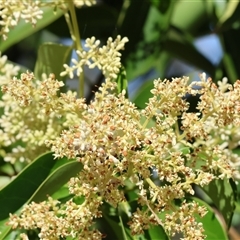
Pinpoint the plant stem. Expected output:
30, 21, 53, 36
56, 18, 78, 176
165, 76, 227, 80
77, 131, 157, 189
68, 2, 84, 97
146, 177, 158, 190
116, 0, 130, 28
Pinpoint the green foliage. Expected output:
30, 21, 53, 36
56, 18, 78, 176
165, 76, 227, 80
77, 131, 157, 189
0, 152, 82, 239
0, 152, 56, 221
116, 66, 128, 97
0, 7, 64, 53
34, 43, 72, 81
1, 0, 240, 239
192, 198, 228, 240
203, 178, 237, 228
133, 80, 154, 108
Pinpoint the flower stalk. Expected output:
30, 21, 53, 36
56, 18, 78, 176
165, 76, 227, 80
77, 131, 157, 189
68, 1, 84, 97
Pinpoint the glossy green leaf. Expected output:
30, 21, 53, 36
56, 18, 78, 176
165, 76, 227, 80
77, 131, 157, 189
192, 197, 228, 240
116, 66, 128, 97
146, 224, 169, 240
0, 219, 11, 240
162, 29, 215, 76
133, 80, 154, 109
51, 185, 71, 200
118, 0, 151, 63
119, 215, 129, 240
0, 176, 11, 189
0, 152, 82, 219
155, 51, 171, 79
0, 152, 56, 221
0, 152, 56, 239
216, 1, 240, 30
203, 178, 237, 228
124, 3, 174, 80
31, 159, 82, 202
101, 209, 125, 240
204, 0, 215, 19
0, 207, 23, 240
222, 52, 239, 84
0, 7, 64, 52
46, 5, 118, 40
34, 42, 72, 81
150, 0, 171, 14
179, 146, 190, 155
171, 0, 208, 36
0, 153, 82, 239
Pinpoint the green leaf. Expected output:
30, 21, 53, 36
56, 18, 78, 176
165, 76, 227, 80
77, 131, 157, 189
192, 197, 228, 240
0, 152, 82, 219
146, 224, 169, 240
179, 146, 190, 155
0, 176, 11, 189
101, 209, 125, 240
150, 0, 171, 14
162, 27, 215, 76
155, 51, 171, 79
123, 3, 174, 80
0, 7, 64, 52
0, 152, 83, 239
119, 214, 129, 240
116, 66, 128, 97
0, 152, 56, 221
34, 42, 72, 81
133, 80, 154, 109
46, 5, 118, 40
222, 52, 239, 84
216, 1, 240, 30
204, 0, 215, 19
202, 178, 237, 228
0, 152, 56, 239
31, 159, 82, 202
0, 207, 24, 240
0, 219, 10, 240
118, 0, 151, 63
171, 0, 208, 36
51, 185, 71, 200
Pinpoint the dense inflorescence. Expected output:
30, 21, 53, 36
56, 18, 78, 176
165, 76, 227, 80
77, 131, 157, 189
4, 69, 240, 239
0, 34, 128, 164
60, 35, 129, 80
1, 1, 240, 239
0, 0, 96, 40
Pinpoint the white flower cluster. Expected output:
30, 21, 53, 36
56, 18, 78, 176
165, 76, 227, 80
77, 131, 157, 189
0, 0, 97, 40
0, 53, 20, 84
0, 0, 43, 40
0, 71, 84, 163
73, 0, 96, 7
61, 35, 129, 80
7, 73, 240, 239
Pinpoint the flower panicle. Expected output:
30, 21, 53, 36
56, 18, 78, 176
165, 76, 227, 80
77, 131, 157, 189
4, 71, 240, 239
60, 35, 129, 81
0, 0, 97, 40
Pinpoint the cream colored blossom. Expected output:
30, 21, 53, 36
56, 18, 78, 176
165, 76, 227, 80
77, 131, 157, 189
6, 73, 240, 239
19, 233, 29, 240
0, 0, 43, 40
0, 53, 20, 84
8, 196, 103, 239
0, 0, 97, 40
0, 72, 85, 163
164, 201, 207, 240
73, 0, 96, 7
61, 35, 129, 81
